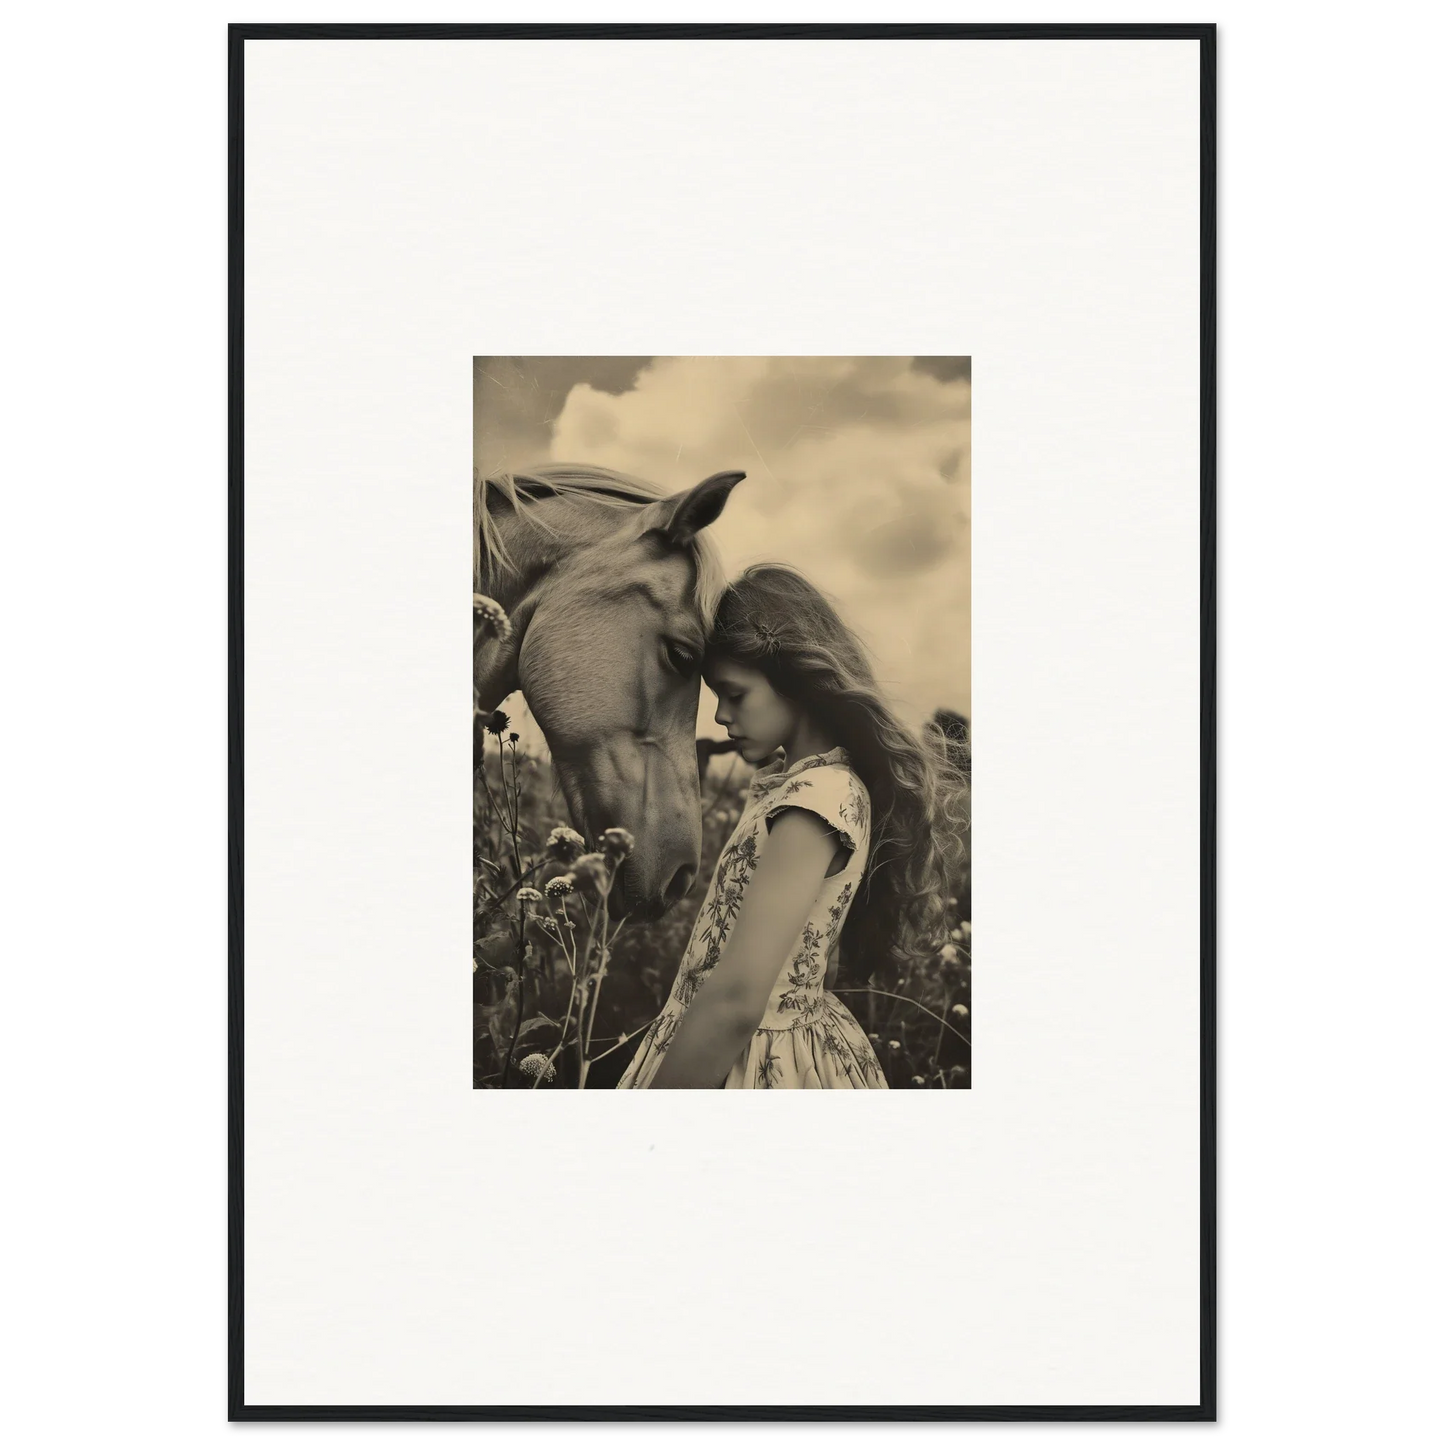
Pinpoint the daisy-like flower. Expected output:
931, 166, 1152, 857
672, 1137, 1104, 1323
887, 1039, 902, 1052
544, 875, 575, 898
545, 826, 586, 863
516, 887, 544, 905
483, 709, 510, 736
952, 1003, 970, 1019
600, 827, 635, 860
516, 1053, 556, 1083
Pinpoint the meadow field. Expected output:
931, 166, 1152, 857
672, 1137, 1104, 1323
473, 694, 972, 1090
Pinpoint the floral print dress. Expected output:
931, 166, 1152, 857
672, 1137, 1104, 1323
617, 747, 888, 1089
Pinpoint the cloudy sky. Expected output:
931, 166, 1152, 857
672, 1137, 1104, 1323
474, 356, 970, 737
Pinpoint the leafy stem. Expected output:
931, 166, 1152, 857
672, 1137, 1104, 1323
831, 987, 971, 1047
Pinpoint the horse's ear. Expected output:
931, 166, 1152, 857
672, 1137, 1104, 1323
638, 470, 745, 548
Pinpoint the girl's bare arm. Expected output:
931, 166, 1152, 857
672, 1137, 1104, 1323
648, 809, 837, 1088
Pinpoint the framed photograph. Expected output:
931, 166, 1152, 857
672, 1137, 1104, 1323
469, 355, 974, 1097
232, 23, 1214, 1420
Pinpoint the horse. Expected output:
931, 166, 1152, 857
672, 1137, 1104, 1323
474, 463, 745, 922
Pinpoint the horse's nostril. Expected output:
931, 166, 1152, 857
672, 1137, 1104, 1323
665, 865, 696, 903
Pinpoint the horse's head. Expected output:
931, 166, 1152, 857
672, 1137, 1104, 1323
518, 470, 744, 922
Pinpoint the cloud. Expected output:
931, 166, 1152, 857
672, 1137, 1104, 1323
472, 357, 652, 476
911, 356, 972, 384
542, 356, 971, 730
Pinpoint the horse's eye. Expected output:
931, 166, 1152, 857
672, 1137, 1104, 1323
663, 641, 698, 676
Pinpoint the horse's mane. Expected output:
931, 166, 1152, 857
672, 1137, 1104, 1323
474, 463, 728, 624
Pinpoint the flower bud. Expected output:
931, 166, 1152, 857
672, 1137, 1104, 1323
545, 826, 586, 863
544, 875, 575, 899
570, 853, 611, 896
517, 1053, 556, 1083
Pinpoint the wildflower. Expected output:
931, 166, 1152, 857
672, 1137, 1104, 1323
545, 826, 586, 863
484, 709, 510, 736
952, 1003, 970, 1019
867, 1032, 881, 1045
950, 927, 964, 943
570, 853, 611, 896
911, 1075, 926, 1087
958, 921, 971, 945
887, 1039, 902, 1052
545, 875, 575, 899
516, 887, 544, 905
938, 944, 962, 967
947, 1065, 969, 1087
600, 827, 635, 860
508, 731, 520, 744
473, 593, 513, 642
947, 896, 958, 909
517, 1053, 556, 1083
472, 958, 477, 973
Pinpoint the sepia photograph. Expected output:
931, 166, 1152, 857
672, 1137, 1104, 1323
473, 357, 972, 1089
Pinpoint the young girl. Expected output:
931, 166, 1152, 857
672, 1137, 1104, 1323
617, 564, 968, 1090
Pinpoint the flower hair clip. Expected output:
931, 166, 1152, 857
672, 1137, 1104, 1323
752, 620, 786, 654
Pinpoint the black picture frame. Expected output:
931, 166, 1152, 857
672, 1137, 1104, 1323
219, 14, 1225, 1433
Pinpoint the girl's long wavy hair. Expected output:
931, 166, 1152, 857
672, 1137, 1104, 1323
707, 565, 970, 986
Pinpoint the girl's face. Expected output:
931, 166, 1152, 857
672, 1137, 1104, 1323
705, 657, 800, 765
